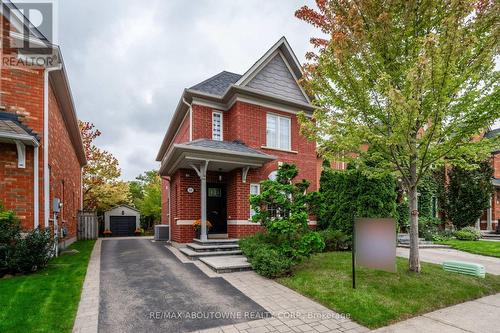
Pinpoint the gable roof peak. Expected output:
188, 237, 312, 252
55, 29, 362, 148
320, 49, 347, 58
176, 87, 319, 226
236, 36, 303, 86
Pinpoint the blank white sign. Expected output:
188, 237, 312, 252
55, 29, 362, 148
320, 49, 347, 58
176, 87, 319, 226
355, 218, 396, 273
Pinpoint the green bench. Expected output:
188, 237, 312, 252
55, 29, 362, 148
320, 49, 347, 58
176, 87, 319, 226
443, 260, 485, 278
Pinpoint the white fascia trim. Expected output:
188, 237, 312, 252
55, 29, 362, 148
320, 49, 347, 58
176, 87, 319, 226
0, 132, 39, 146
229, 95, 313, 118
176, 219, 195, 225
191, 97, 226, 110
227, 220, 261, 226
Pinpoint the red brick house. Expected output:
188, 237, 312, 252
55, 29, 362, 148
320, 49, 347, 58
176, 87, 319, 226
156, 37, 318, 243
0, 2, 86, 248
479, 129, 500, 231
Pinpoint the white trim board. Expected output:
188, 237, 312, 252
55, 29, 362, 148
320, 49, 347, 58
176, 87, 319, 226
176, 220, 195, 225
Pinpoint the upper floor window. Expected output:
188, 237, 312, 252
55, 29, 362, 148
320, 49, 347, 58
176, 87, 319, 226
266, 114, 290, 150
212, 111, 223, 141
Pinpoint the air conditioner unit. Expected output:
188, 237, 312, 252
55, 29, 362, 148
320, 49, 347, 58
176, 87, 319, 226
154, 225, 170, 241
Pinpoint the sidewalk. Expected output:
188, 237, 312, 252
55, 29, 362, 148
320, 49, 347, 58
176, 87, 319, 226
397, 247, 500, 275
373, 293, 500, 333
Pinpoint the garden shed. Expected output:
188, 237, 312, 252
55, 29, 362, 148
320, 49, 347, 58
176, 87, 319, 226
104, 205, 140, 237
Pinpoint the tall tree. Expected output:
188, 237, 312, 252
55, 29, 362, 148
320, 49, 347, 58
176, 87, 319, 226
296, 0, 499, 272
129, 170, 161, 229
79, 121, 131, 213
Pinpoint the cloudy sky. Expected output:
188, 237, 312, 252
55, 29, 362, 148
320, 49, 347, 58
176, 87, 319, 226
48, 0, 318, 180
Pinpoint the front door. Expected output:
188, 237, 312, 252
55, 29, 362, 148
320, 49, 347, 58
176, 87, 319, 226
206, 184, 227, 233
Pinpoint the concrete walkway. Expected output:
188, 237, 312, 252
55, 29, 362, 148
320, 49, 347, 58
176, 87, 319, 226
373, 293, 500, 333
167, 246, 369, 333
397, 247, 500, 275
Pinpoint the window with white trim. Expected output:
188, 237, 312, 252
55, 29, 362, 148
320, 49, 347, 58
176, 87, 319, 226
249, 183, 260, 218
212, 111, 223, 141
266, 114, 290, 150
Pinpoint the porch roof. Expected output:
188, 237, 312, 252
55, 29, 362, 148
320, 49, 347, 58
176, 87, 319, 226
0, 112, 39, 146
159, 139, 276, 176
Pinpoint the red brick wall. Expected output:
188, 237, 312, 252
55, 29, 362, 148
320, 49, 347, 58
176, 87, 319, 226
0, 144, 36, 229
173, 113, 190, 144
0, 15, 82, 240
47, 86, 82, 241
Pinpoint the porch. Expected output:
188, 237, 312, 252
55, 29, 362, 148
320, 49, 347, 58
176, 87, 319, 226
159, 139, 276, 243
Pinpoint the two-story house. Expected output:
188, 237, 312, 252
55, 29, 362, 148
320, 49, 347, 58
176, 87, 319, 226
0, 2, 86, 248
156, 37, 318, 243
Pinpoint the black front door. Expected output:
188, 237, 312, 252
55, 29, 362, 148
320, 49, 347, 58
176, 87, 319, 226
206, 184, 227, 233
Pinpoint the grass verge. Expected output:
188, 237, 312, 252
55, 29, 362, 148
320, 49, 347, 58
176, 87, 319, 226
437, 240, 500, 258
278, 251, 500, 328
0, 240, 96, 333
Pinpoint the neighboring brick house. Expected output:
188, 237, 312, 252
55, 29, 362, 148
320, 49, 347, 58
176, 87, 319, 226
479, 129, 500, 231
0, 2, 86, 248
156, 37, 317, 243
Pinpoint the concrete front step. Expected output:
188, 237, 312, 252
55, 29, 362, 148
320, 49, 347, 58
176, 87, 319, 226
199, 255, 252, 273
186, 243, 240, 252
192, 238, 239, 246
178, 247, 242, 260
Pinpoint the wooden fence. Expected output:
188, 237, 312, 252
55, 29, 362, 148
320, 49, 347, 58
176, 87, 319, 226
77, 211, 98, 240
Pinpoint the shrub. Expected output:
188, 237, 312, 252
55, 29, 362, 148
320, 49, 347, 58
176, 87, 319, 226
418, 216, 442, 241
454, 226, 481, 241
0, 205, 54, 275
9, 229, 54, 273
447, 161, 494, 228
317, 167, 397, 234
246, 163, 325, 278
250, 245, 294, 278
319, 229, 351, 251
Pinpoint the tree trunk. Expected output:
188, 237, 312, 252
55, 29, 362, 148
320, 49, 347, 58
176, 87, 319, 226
408, 184, 421, 272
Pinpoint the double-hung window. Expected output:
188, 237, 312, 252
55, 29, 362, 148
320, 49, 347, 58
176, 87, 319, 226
266, 114, 290, 150
249, 183, 260, 218
212, 111, 223, 141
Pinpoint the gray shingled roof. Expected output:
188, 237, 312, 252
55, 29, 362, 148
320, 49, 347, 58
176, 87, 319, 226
0, 112, 38, 140
485, 128, 500, 139
189, 71, 241, 96
185, 139, 273, 157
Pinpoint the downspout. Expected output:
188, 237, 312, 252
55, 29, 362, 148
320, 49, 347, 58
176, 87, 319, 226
167, 177, 171, 242
43, 64, 62, 228
33, 144, 39, 228
182, 98, 192, 141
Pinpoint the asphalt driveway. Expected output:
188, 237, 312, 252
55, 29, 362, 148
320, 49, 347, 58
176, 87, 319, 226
98, 238, 268, 333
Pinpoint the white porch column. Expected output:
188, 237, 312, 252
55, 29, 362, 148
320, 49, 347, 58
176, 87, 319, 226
487, 194, 493, 231
476, 218, 480, 230
191, 160, 209, 242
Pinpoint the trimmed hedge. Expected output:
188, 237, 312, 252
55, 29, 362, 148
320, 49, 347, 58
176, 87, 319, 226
317, 168, 397, 234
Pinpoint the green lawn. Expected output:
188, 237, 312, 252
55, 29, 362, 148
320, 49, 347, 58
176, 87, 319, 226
437, 240, 500, 258
0, 240, 96, 333
278, 251, 500, 328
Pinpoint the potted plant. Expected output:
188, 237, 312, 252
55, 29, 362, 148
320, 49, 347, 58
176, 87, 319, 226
134, 228, 142, 236
103, 229, 112, 237
193, 219, 212, 239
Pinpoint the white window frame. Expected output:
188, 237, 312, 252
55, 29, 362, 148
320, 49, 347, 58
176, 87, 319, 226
212, 111, 223, 141
249, 183, 261, 218
266, 113, 291, 150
